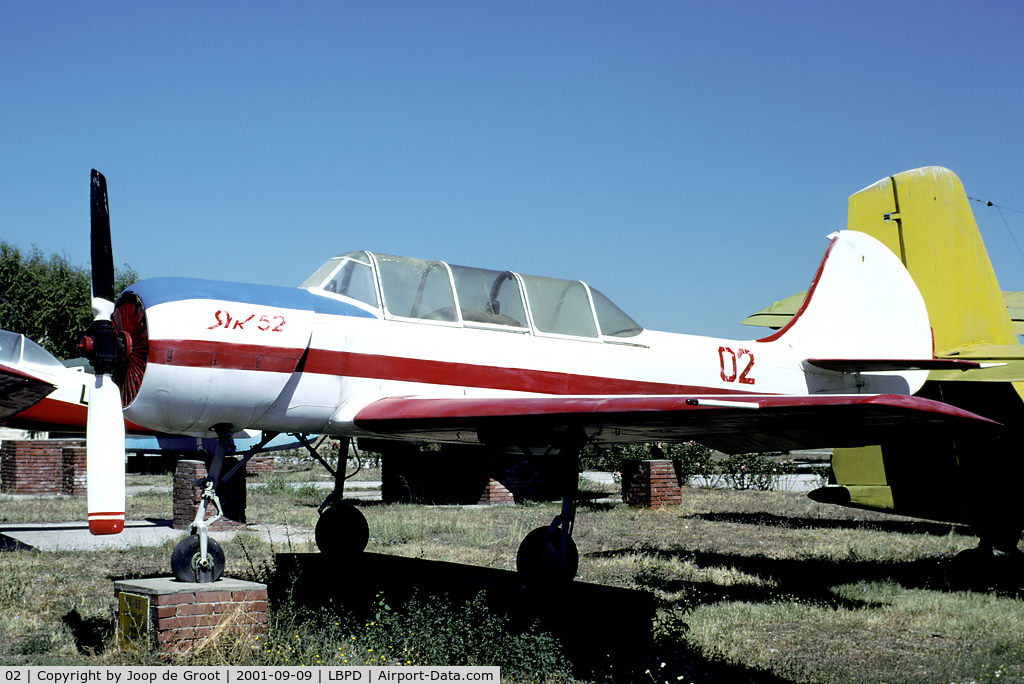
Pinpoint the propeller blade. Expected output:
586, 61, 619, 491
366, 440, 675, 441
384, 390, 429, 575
85, 169, 125, 535
86, 372, 125, 534
90, 169, 116, 304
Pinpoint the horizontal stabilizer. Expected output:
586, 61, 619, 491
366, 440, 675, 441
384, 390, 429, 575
805, 358, 981, 372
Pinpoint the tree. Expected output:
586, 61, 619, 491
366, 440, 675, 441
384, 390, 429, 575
0, 242, 138, 360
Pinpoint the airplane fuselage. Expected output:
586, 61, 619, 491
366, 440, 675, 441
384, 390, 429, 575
119, 239, 930, 441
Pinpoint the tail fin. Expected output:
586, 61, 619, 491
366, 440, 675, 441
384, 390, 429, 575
847, 167, 1017, 355
758, 230, 933, 395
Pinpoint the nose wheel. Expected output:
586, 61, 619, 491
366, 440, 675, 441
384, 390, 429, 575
171, 534, 226, 583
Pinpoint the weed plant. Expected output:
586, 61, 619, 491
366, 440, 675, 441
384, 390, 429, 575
246, 591, 571, 679
719, 452, 797, 491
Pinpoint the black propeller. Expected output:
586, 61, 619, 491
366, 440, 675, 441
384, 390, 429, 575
90, 171, 115, 303
80, 169, 127, 535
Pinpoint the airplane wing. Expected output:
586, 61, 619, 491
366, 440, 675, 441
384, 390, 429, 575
353, 393, 998, 454
0, 363, 57, 423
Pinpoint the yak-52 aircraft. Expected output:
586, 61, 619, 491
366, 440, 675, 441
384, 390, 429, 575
1, 170, 1001, 584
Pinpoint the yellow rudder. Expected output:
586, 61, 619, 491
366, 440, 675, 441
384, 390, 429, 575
847, 167, 1017, 355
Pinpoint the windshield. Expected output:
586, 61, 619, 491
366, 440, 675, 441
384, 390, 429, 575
302, 252, 380, 308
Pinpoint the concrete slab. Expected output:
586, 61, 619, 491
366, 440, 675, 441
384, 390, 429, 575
0, 519, 315, 552
114, 575, 266, 596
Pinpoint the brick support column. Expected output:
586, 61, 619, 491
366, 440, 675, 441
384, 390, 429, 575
61, 445, 87, 495
0, 439, 86, 495
115, 577, 267, 654
172, 459, 246, 530
623, 459, 682, 508
477, 478, 515, 505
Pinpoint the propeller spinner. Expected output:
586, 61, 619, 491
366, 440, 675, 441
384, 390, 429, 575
79, 169, 126, 535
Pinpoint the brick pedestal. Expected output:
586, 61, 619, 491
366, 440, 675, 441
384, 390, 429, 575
0, 440, 87, 495
114, 577, 267, 654
477, 478, 514, 505
623, 459, 682, 508
172, 459, 246, 530
247, 456, 274, 476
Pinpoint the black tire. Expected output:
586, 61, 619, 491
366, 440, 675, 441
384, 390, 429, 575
516, 526, 579, 585
170, 535, 225, 583
315, 503, 370, 555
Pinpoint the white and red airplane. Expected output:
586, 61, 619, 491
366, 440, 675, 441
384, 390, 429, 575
5, 170, 994, 583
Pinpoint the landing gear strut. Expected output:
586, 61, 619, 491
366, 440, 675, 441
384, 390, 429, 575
170, 426, 277, 583
516, 449, 580, 585
295, 435, 370, 556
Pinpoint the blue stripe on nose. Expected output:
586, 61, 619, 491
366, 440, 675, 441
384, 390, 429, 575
121, 277, 377, 318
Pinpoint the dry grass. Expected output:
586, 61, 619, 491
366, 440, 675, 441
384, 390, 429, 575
0, 475, 1022, 682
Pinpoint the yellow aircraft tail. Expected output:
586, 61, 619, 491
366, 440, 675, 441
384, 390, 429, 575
812, 167, 1024, 551
846, 166, 1017, 355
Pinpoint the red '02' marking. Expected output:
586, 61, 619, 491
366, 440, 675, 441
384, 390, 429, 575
719, 346, 755, 385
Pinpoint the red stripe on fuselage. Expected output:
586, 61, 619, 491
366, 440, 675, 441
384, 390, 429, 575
149, 340, 304, 373
149, 338, 749, 396
302, 349, 730, 395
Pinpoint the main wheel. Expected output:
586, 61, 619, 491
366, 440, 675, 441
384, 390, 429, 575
516, 526, 579, 585
170, 535, 225, 583
315, 503, 370, 556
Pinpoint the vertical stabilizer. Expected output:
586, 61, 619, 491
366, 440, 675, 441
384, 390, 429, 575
847, 167, 1016, 355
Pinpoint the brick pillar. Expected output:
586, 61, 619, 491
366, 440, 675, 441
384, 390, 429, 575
61, 444, 87, 495
173, 459, 246, 531
623, 459, 682, 508
115, 577, 267, 654
477, 478, 515, 505
246, 456, 274, 476
0, 439, 86, 495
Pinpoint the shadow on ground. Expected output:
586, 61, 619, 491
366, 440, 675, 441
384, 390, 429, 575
592, 542, 1024, 613
273, 552, 791, 683
690, 511, 969, 537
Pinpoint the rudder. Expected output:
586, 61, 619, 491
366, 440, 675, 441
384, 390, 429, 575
847, 166, 1016, 355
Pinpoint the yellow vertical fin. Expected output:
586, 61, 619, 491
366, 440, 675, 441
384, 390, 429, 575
847, 167, 1017, 356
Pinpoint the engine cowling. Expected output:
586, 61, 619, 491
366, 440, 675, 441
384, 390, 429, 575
114, 277, 316, 436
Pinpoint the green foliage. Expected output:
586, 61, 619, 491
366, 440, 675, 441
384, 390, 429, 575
585, 442, 797, 492
253, 591, 571, 680
579, 442, 651, 476
581, 442, 712, 484
719, 452, 796, 490
0, 241, 137, 360
667, 441, 713, 482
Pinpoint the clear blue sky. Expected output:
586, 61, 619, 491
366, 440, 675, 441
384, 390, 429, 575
2, 1, 1022, 339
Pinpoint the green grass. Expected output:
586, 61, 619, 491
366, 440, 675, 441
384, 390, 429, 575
0, 474, 1021, 682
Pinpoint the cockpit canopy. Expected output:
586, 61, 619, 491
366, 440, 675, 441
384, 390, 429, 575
0, 330, 66, 374
301, 251, 643, 339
